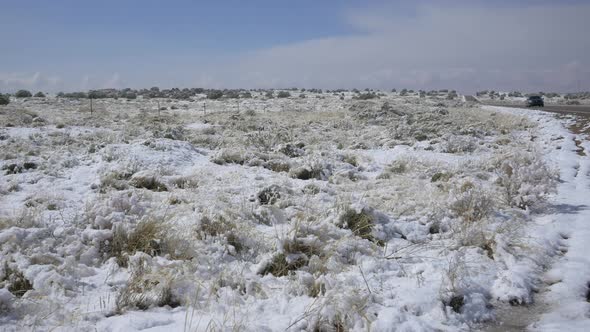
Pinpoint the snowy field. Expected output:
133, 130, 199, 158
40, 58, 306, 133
0, 92, 589, 331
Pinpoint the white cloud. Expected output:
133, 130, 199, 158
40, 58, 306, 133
203, 2, 590, 92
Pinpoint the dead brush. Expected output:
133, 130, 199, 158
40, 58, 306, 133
115, 257, 180, 313
449, 182, 494, 223
107, 219, 164, 267
1, 262, 33, 297
197, 215, 243, 253
337, 208, 382, 245
259, 237, 322, 277
129, 174, 168, 192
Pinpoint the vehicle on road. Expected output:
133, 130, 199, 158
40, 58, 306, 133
526, 95, 544, 107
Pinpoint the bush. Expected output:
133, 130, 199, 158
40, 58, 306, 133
495, 153, 557, 209
206, 90, 223, 100
34, 92, 45, 98
107, 220, 164, 267
450, 184, 494, 222
15, 90, 32, 98
1, 263, 33, 297
0, 94, 9, 105
115, 256, 181, 312
129, 172, 168, 192
277, 91, 291, 98
337, 208, 381, 244
356, 92, 378, 100
257, 185, 281, 205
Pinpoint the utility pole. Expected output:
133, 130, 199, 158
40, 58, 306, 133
90, 96, 93, 115
157, 100, 161, 117
203, 102, 206, 115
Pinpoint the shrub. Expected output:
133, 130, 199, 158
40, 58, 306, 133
1, 263, 33, 297
356, 92, 378, 100
0, 94, 9, 105
197, 216, 242, 252
265, 90, 274, 99
206, 90, 223, 100
259, 253, 306, 277
107, 220, 164, 267
115, 256, 180, 313
495, 153, 557, 209
129, 172, 168, 192
124, 92, 137, 100
34, 92, 45, 98
277, 91, 291, 98
337, 208, 380, 244
258, 237, 320, 277
443, 135, 477, 153
257, 185, 281, 205
15, 90, 32, 98
450, 185, 494, 222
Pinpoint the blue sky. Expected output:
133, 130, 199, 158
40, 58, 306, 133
1, 0, 589, 93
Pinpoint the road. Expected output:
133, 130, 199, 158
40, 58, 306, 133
482, 102, 590, 117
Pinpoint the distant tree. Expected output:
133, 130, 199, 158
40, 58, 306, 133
124, 92, 137, 99
206, 90, 223, 100
0, 94, 9, 105
356, 92, 378, 100
15, 90, 32, 98
34, 92, 45, 98
223, 90, 240, 99
277, 91, 291, 98
265, 90, 274, 99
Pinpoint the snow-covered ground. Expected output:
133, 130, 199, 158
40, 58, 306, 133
0, 93, 588, 331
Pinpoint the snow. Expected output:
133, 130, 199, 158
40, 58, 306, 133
0, 94, 588, 331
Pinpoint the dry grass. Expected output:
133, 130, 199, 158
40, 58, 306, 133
1, 262, 33, 297
107, 219, 164, 267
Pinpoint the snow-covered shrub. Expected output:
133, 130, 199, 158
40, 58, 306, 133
450, 182, 494, 223
0, 263, 33, 297
337, 207, 381, 244
277, 143, 305, 158
197, 215, 243, 253
257, 185, 282, 205
258, 236, 321, 277
290, 155, 332, 180
168, 175, 199, 189
211, 148, 249, 165
115, 255, 180, 312
129, 171, 168, 192
443, 135, 477, 153
107, 219, 165, 266
0, 288, 15, 314
494, 152, 557, 209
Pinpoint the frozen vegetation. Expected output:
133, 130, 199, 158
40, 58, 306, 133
0, 91, 588, 331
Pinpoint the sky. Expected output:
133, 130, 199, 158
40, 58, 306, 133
1, 0, 589, 93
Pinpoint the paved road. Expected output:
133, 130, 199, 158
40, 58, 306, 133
483, 103, 590, 117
